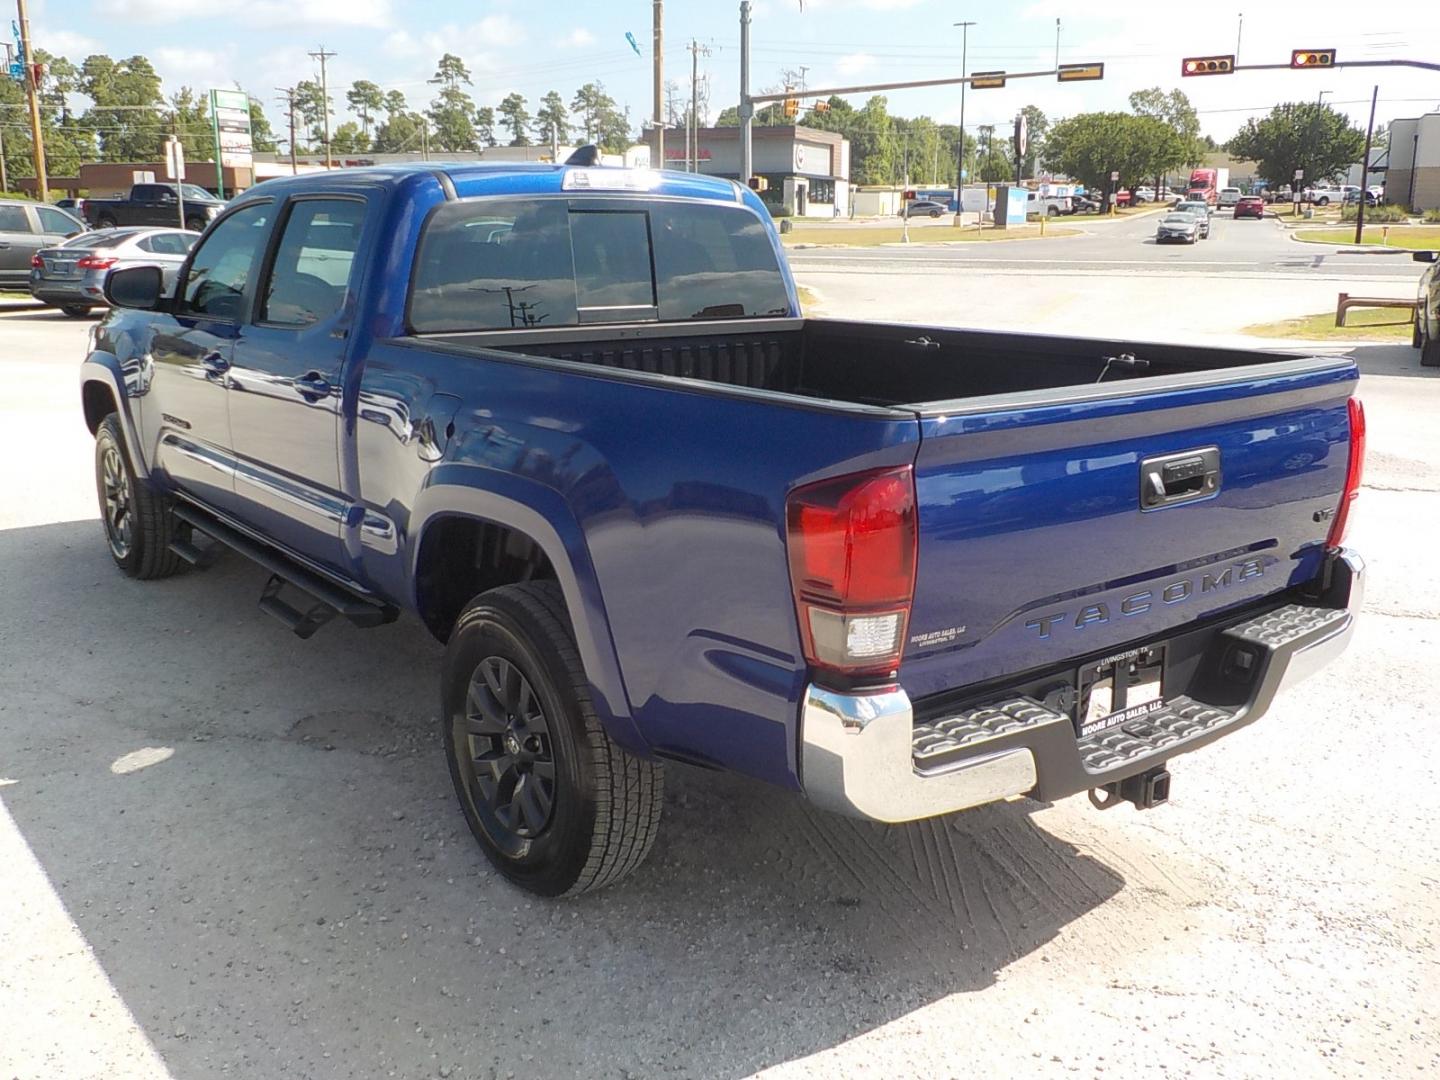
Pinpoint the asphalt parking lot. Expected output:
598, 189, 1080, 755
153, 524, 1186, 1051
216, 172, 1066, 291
2, 299, 1438, 1080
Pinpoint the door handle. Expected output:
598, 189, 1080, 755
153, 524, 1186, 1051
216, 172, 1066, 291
200, 350, 230, 374
294, 371, 333, 402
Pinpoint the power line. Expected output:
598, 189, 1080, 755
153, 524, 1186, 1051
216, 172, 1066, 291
308, 46, 337, 169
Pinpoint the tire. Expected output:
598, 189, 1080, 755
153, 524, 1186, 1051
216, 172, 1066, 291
60, 304, 92, 318
185, 216, 206, 233
1047, 206, 1059, 217
1415, 316, 1424, 350
94, 414, 186, 579
1423, 333, 1440, 368
1316, 196, 1329, 207
442, 581, 664, 897
96, 214, 117, 229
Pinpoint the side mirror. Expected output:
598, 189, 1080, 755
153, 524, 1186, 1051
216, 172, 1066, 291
1413, 251, 1438, 264
105, 264, 165, 310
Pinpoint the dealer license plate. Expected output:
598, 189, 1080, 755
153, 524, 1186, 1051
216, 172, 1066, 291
1076, 645, 1166, 738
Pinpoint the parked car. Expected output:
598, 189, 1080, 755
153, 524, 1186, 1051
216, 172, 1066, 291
1414, 250, 1439, 367
1307, 187, 1338, 206
1233, 195, 1266, 219
30, 227, 198, 317
81, 160, 1365, 897
901, 199, 949, 218
53, 198, 87, 218
0, 199, 86, 289
1026, 191, 1071, 217
82, 182, 224, 232
1068, 193, 1102, 213
1218, 187, 1243, 209
1173, 201, 1212, 238
1133, 186, 1156, 203
1155, 212, 1200, 244
1341, 189, 1380, 207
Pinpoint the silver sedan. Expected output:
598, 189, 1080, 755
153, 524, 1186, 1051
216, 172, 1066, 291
29, 227, 199, 317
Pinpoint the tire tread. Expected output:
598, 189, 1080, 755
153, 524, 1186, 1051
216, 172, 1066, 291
98, 414, 185, 580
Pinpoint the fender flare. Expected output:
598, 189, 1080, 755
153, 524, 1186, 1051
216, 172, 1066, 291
80, 352, 149, 479
409, 468, 649, 757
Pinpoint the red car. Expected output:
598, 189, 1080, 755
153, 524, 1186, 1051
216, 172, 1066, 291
1233, 195, 1265, 219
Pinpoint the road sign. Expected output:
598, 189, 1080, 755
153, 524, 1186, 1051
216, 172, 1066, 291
970, 71, 1006, 89
1110, 171, 1119, 181
163, 136, 185, 181
1291, 49, 1336, 69
1057, 63, 1104, 82
1294, 169, 1304, 180
209, 87, 253, 183
1181, 55, 1235, 77
1014, 114, 1028, 158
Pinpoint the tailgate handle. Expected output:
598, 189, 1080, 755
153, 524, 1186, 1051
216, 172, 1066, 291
1140, 448, 1220, 511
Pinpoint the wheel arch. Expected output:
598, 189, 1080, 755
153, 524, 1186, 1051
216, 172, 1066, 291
80, 354, 150, 478
409, 473, 645, 754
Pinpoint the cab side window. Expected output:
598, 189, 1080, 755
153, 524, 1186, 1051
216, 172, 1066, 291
0, 206, 30, 232
179, 203, 271, 321
259, 198, 365, 328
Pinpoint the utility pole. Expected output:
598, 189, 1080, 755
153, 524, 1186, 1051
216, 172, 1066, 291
276, 87, 299, 174
0, 124, 8, 194
953, 20, 975, 214
1055, 18, 1061, 71
16, 0, 48, 200
739, 1, 752, 185
1355, 84, 1379, 245
688, 39, 711, 173
1235, 12, 1243, 62
308, 45, 337, 169
652, 1, 664, 168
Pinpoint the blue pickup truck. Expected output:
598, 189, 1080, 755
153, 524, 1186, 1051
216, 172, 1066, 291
79, 158, 1366, 897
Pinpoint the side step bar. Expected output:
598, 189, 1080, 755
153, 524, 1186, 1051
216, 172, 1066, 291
171, 503, 398, 638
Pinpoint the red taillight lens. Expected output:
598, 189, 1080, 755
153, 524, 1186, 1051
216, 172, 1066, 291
786, 465, 917, 680
76, 255, 118, 270
1327, 396, 1365, 549
31, 253, 43, 268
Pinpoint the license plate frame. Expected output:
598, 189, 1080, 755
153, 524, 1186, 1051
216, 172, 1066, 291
1075, 644, 1167, 739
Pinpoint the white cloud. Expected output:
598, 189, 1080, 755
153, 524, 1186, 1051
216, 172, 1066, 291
37, 30, 103, 58
95, 0, 392, 28
559, 28, 597, 49
836, 53, 876, 76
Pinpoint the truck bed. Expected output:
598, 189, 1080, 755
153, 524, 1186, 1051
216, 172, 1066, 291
418, 317, 1323, 411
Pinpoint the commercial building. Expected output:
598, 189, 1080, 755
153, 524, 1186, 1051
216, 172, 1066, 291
659, 125, 850, 218
1385, 112, 1440, 212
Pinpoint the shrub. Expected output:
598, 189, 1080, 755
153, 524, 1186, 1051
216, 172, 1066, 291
1340, 203, 1407, 222
1424, 209, 1440, 224
768, 204, 792, 218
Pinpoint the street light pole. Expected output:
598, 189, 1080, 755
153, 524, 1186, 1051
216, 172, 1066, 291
954, 20, 975, 215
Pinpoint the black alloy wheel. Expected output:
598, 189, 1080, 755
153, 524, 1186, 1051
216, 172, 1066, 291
98, 437, 134, 561
458, 655, 557, 850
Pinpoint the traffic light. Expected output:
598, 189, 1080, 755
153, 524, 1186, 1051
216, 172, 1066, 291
812, 100, 831, 113
783, 95, 798, 118
1181, 55, 1234, 77
970, 70, 1006, 89
747, 176, 768, 192
1291, 49, 1336, 69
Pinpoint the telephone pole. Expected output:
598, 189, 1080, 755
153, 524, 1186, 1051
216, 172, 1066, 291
651, 1, 664, 167
307, 45, 337, 169
276, 87, 299, 174
688, 39, 711, 172
953, 20, 976, 210
16, 0, 48, 199
739, 1, 753, 184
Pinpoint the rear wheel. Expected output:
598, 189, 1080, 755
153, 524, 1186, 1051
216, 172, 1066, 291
929, 209, 941, 218
1422, 332, 1440, 368
60, 304, 91, 318
94, 414, 186, 579
185, 216, 206, 232
442, 581, 664, 896
96, 214, 117, 229
1415, 316, 1425, 350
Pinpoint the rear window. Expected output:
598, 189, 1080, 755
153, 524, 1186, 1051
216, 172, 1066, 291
408, 197, 789, 333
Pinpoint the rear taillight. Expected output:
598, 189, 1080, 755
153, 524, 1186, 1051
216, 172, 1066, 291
786, 465, 917, 682
76, 255, 117, 270
1327, 396, 1366, 549
31, 253, 43, 268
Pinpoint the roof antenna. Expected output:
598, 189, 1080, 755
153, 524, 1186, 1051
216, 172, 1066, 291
565, 145, 602, 166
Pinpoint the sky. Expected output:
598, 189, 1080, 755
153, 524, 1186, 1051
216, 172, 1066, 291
22, 0, 1440, 145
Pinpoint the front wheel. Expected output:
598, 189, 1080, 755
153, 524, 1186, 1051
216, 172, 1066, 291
442, 581, 663, 896
1316, 196, 1329, 206
94, 414, 185, 579
929, 209, 941, 218
1422, 333, 1440, 368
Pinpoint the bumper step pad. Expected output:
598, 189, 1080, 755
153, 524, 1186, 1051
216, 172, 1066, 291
912, 698, 1067, 775
1076, 696, 1235, 773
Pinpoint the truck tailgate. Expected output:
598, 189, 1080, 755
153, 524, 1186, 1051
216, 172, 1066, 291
900, 357, 1358, 702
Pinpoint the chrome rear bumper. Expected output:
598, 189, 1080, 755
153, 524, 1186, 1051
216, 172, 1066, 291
799, 549, 1364, 823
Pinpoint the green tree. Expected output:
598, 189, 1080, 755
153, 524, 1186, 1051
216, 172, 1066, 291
247, 95, 278, 154
475, 106, 497, 148
498, 92, 531, 146
372, 111, 423, 153
167, 87, 213, 162
535, 90, 569, 147
570, 82, 630, 151
427, 53, 476, 151
1226, 102, 1365, 187
346, 79, 384, 139
1045, 112, 1185, 201
1128, 85, 1203, 193
383, 90, 408, 117
293, 79, 330, 148
330, 120, 368, 155
79, 54, 167, 162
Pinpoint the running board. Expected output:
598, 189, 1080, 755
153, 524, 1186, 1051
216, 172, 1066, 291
171, 503, 397, 637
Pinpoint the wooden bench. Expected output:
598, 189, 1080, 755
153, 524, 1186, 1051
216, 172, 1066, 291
1336, 292, 1418, 327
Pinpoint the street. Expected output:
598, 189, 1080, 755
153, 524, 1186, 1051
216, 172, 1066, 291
791, 209, 1423, 344
2, 229, 1438, 1080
